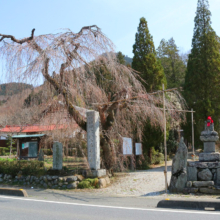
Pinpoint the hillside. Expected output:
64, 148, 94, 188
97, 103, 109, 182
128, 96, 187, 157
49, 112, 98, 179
124, 56, 132, 65
0, 83, 33, 96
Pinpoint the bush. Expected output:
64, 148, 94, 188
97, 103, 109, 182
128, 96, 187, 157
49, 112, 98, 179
77, 178, 99, 189
151, 147, 164, 165
0, 147, 8, 155
77, 180, 91, 189
135, 156, 150, 170
0, 159, 44, 177
42, 149, 52, 155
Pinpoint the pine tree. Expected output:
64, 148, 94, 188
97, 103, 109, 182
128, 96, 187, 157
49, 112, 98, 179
132, 17, 166, 92
184, 0, 220, 145
157, 38, 186, 88
117, 51, 126, 65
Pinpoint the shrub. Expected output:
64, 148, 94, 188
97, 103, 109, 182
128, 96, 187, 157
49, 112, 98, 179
42, 149, 52, 155
151, 147, 164, 165
135, 156, 150, 170
77, 180, 91, 189
0, 147, 8, 155
77, 178, 99, 189
0, 159, 44, 177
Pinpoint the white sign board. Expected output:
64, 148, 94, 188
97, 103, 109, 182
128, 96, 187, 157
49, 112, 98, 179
123, 137, 132, 155
135, 143, 142, 155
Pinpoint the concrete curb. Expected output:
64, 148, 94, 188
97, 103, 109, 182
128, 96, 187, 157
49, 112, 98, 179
0, 188, 28, 197
157, 200, 220, 210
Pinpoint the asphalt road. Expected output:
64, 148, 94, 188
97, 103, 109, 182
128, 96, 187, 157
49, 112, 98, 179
0, 195, 220, 220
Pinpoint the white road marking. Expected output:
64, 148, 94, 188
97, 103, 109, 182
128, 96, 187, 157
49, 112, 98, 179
0, 195, 219, 215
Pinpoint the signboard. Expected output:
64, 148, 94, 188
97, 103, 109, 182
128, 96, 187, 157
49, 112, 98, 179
22, 142, 29, 149
135, 143, 142, 155
28, 142, 38, 157
122, 137, 132, 155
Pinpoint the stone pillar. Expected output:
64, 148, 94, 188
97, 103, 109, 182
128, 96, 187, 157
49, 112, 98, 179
86, 110, 100, 170
53, 142, 63, 170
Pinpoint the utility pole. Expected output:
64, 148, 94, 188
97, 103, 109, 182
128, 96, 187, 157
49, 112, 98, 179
191, 108, 195, 159
163, 84, 168, 193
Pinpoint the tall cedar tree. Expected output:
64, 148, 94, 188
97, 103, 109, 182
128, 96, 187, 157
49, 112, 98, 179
132, 17, 166, 163
117, 51, 126, 65
184, 0, 220, 146
132, 17, 166, 92
157, 38, 186, 89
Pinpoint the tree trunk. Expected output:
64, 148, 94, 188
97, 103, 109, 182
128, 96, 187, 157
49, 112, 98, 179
100, 135, 116, 171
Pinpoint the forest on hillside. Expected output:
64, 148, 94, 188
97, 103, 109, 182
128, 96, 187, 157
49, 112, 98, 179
0, 83, 33, 96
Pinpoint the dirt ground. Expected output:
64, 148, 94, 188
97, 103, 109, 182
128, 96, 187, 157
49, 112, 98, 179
97, 161, 172, 196
96, 160, 220, 200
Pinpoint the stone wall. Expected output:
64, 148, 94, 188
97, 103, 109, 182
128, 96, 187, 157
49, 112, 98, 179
0, 173, 110, 189
185, 161, 220, 194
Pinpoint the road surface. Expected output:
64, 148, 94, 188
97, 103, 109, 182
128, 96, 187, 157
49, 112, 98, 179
0, 195, 220, 220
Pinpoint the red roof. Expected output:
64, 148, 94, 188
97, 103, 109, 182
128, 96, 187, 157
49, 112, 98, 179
0, 124, 67, 133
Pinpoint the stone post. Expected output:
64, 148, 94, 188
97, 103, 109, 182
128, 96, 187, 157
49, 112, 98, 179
53, 142, 63, 170
86, 110, 106, 177
86, 110, 100, 170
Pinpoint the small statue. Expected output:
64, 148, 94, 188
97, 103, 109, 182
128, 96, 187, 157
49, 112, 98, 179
207, 116, 214, 129
201, 116, 218, 141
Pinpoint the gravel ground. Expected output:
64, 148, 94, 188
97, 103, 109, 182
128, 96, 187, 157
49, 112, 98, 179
98, 161, 172, 196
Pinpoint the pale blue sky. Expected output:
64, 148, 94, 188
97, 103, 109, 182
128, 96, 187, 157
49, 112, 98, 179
1, 0, 220, 58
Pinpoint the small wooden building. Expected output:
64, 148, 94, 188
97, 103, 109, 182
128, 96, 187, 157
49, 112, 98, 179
12, 134, 45, 159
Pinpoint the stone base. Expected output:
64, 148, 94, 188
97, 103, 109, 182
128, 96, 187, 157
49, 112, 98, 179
199, 152, 220, 162
188, 161, 220, 168
91, 169, 106, 178
82, 169, 106, 178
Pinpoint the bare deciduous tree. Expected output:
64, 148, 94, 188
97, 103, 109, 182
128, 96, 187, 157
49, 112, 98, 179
0, 26, 186, 170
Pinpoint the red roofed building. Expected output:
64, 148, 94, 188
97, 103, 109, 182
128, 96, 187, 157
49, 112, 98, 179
0, 124, 67, 134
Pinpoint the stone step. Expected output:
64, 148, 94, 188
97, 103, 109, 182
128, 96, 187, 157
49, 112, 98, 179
191, 181, 214, 188
199, 188, 220, 194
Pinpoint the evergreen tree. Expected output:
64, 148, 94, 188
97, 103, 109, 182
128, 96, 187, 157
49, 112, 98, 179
117, 51, 126, 65
157, 38, 186, 88
132, 17, 166, 92
184, 0, 220, 146
132, 17, 167, 163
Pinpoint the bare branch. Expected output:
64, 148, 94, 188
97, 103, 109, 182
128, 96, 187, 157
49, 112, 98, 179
0, 29, 35, 44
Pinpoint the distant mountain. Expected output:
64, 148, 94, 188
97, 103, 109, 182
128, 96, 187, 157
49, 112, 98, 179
0, 83, 33, 96
124, 56, 133, 65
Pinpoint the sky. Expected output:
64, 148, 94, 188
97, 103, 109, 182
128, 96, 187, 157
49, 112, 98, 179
1, 0, 220, 72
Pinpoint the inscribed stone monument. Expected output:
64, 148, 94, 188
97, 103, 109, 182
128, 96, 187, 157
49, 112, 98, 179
38, 149, 44, 161
86, 111, 100, 170
53, 142, 63, 170
169, 137, 188, 193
